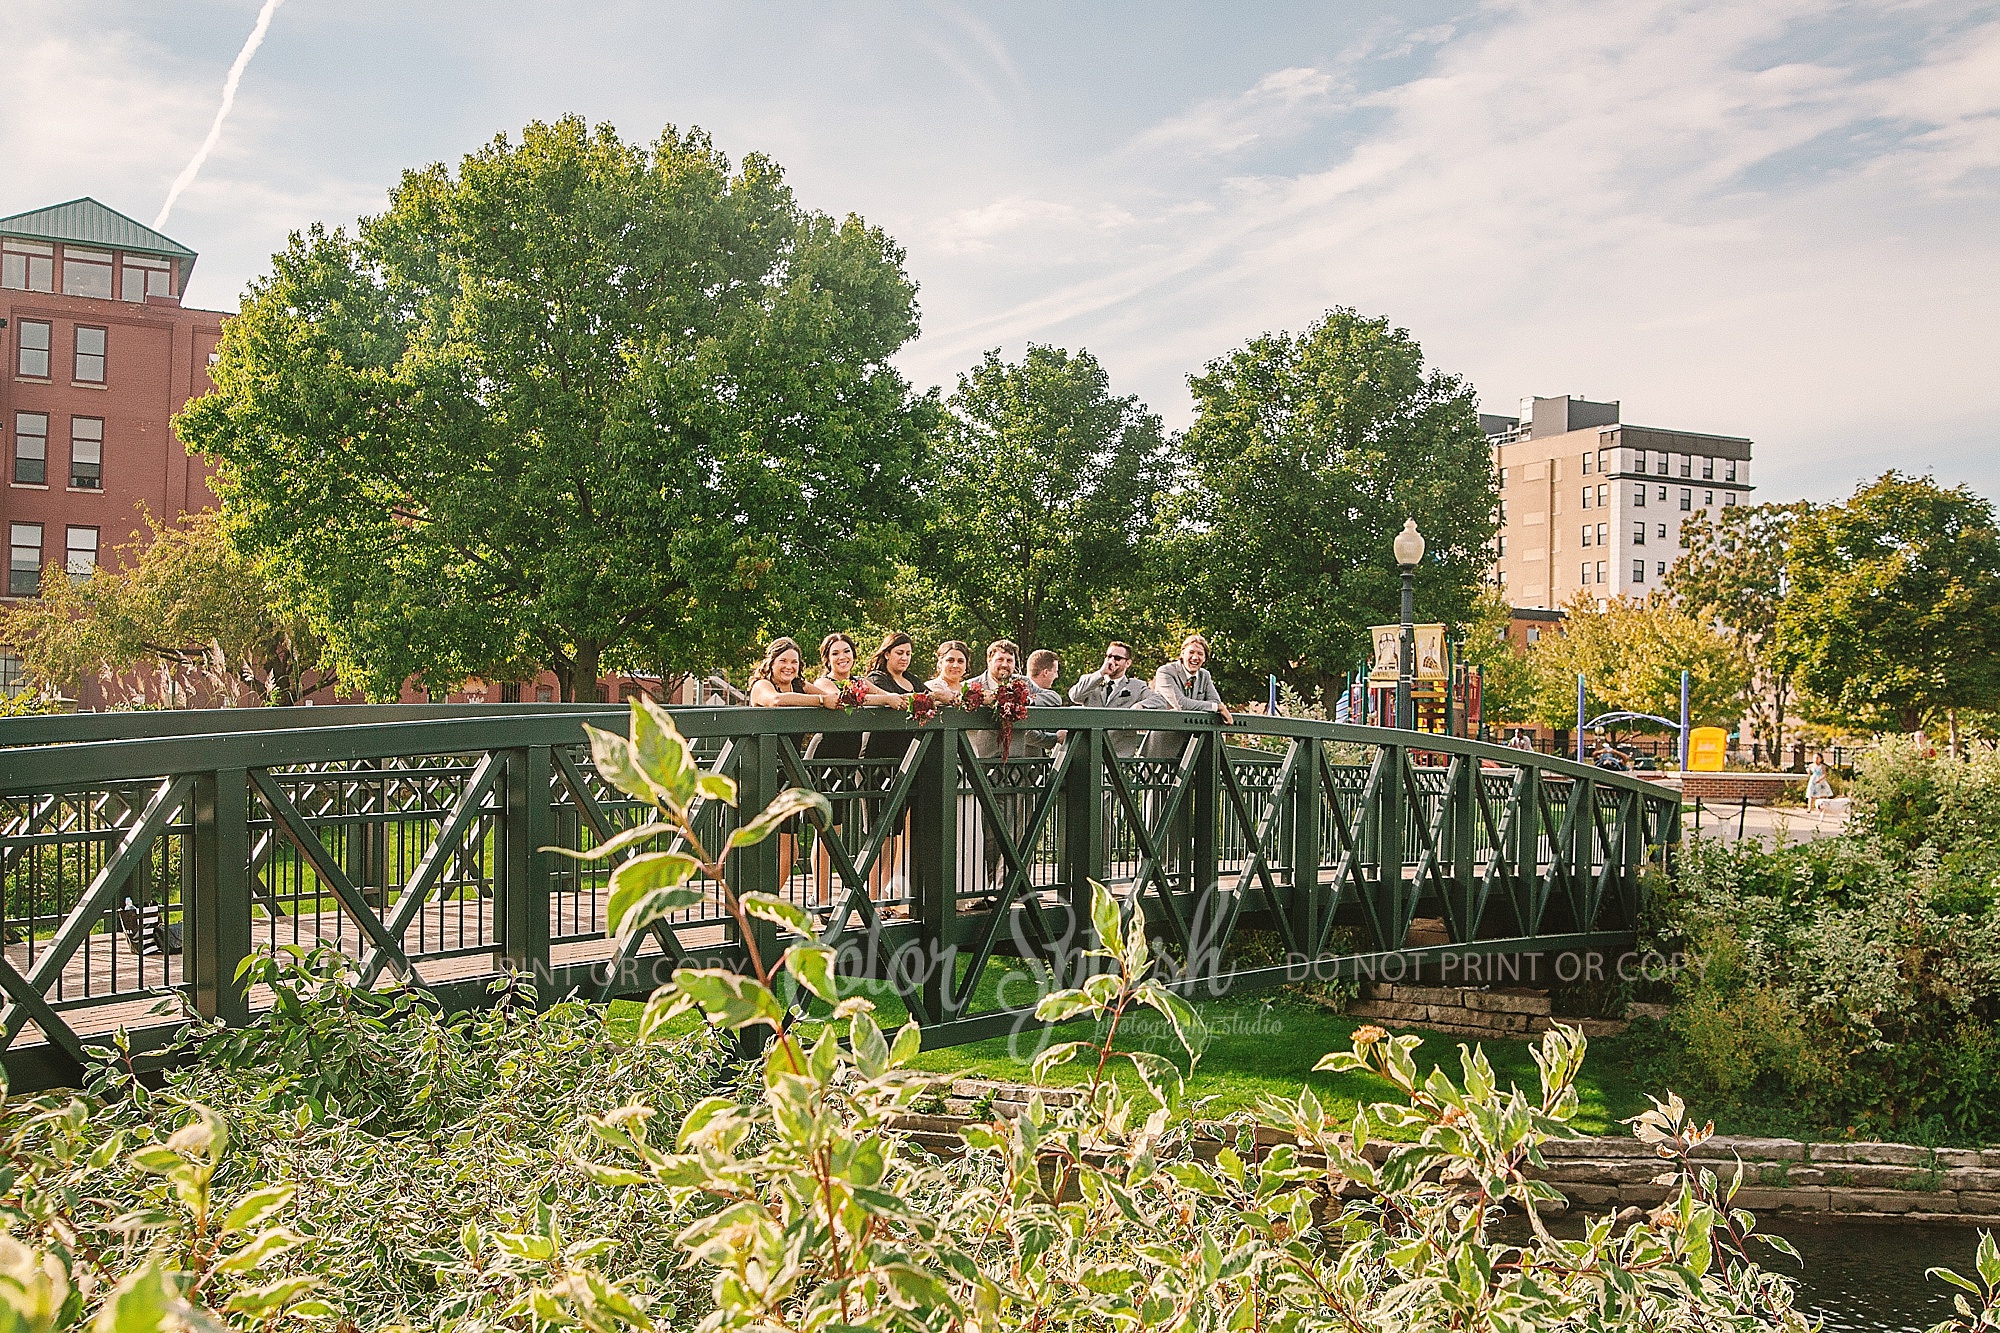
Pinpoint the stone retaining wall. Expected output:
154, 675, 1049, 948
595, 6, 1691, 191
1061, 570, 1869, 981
903, 1080, 2000, 1224
1343, 982, 1647, 1041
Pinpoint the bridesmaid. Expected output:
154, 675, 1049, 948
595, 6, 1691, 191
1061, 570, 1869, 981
808, 633, 896, 906
747, 637, 826, 885
925, 640, 979, 895
862, 632, 926, 904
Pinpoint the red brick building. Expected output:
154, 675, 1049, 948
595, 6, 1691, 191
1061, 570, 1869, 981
1, 198, 226, 694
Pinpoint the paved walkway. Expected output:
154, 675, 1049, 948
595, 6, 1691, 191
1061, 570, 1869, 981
1684, 799, 1850, 848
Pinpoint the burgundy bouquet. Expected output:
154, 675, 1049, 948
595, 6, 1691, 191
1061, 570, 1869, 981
964, 676, 1033, 756
905, 691, 941, 725
834, 678, 870, 711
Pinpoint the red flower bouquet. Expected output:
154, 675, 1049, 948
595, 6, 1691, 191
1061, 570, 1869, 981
963, 676, 1033, 756
905, 691, 941, 725
834, 678, 870, 711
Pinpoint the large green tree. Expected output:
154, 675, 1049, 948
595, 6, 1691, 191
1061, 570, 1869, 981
1772, 471, 2000, 736
1523, 592, 1749, 734
1161, 308, 1498, 696
897, 345, 1165, 663
178, 117, 933, 700
1667, 501, 1813, 757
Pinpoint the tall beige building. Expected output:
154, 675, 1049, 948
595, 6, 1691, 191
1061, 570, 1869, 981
1484, 396, 1753, 609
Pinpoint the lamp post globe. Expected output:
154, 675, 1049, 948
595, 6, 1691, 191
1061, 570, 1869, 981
1395, 519, 1423, 730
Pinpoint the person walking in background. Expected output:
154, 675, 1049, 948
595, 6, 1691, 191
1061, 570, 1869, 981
1069, 641, 1171, 759
1806, 752, 1835, 814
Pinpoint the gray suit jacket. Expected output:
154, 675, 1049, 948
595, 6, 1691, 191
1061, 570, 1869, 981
1144, 662, 1225, 758
965, 672, 1046, 760
1069, 670, 1173, 759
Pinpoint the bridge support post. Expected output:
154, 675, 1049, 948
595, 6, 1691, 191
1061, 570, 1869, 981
190, 768, 250, 1026
1059, 727, 1105, 988
1377, 744, 1406, 950
1288, 737, 1321, 957
913, 729, 960, 1024
1450, 755, 1478, 942
501, 746, 553, 998
1512, 764, 1542, 936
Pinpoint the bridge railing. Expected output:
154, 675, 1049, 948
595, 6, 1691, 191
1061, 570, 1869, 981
0, 705, 1679, 1090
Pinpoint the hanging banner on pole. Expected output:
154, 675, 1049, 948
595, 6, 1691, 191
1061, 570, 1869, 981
1369, 624, 1447, 683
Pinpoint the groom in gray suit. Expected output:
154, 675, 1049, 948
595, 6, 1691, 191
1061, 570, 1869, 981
1068, 641, 1172, 758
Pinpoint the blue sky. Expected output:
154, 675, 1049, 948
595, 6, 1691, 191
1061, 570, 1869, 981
8, 0, 1997, 502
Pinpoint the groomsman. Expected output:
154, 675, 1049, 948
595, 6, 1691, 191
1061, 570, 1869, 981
1069, 641, 1171, 758
1022, 650, 1066, 758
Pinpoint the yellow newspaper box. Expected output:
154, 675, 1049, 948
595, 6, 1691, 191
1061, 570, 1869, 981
1687, 727, 1727, 772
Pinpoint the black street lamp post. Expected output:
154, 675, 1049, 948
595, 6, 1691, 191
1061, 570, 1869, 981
1393, 518, 1425, 730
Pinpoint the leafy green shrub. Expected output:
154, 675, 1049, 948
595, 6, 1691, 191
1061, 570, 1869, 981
1641, 742, 2000, 1139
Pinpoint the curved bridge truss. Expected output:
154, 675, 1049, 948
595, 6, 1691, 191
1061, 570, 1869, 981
0, 705, 1679, 1090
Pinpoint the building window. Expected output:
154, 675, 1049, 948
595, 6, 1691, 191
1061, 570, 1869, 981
1581, 525, 1592, 548
64, 527, 98, 578
1633, 560, 1646, 583
1633, 523, 1646, 546
1582, 452, 1592, 475
1704, 490, 1714, 507
70, 418, 102, 489
1597, 448, 1609, 472
1498, 499, 1507, 523
1634, 485, 1647, 507
1702, 456, 1714, 480
535, 684, 554, 703
1580, 562, 1592, 585
1657, 561, 1668, 577
74, 327, 107, 383
1582, 487, 1592, 509
1596, 522, 1607, 546
1680, 488, 1693, 511
1724, 491, 1738, 507
1634, 449, 1647, 471
13, 413, 47, 485
60, 247, 114, 299
1595, 483, 1607, 507
1596, 560, 1607, 584
1497, 466, 1507, 488
1495, 535, 1507, 556
1659, 524, 1669, 539
16, 321, 51, 378
1526, 625, 1540, 643
0, 649, 23, 697
1726, 459, 1738, 482
1656, 455, 1669, 476
9, 523, 43, 596
1679, 455, 1691, 477
1658, 486, 1668, 501
2, 239, 54, 292
120, 253, 175, 302
1496, 569, 1508, 588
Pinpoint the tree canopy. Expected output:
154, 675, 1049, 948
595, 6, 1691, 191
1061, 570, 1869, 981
1160, 308, 1497, 697
1771, 471, 2000, 734
1667, 501, 1813, 754
1524, 592, 1749, 734
898, 345, 1165, 665
177, 117, 933, 700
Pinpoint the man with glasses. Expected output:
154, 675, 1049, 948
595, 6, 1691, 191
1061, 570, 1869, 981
1069, 640, 1169, 758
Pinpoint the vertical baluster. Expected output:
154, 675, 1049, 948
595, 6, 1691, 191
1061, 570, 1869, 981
501, 746, 553, 1000
912, 726, 959, 1024
1289, 738, 1320, 960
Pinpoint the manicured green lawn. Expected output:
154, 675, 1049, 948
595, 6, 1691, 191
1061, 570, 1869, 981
612, 970, 1657, 1138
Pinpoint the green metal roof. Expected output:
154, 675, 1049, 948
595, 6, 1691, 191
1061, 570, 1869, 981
0, 198, 197, 279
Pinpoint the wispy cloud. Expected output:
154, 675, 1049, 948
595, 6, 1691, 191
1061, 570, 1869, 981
157, 0, 286, 228
1133, 66, 1342, 157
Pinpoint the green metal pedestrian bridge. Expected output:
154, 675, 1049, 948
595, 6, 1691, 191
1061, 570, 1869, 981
0, 705, 1678, 1090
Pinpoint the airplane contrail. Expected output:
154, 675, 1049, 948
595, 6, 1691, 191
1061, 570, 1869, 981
155, 0, 286, 230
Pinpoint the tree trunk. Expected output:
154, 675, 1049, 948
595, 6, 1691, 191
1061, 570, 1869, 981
570, 640, 606, 703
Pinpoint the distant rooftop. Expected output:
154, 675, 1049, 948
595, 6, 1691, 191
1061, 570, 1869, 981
0, 197, 197, 283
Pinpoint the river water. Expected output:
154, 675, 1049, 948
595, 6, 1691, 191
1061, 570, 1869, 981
1777, 1220, 1989, 1330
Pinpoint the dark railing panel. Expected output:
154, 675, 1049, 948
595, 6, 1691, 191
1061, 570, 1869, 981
0, 705, 1679, 1089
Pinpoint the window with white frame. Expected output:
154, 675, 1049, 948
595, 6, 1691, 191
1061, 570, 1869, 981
1581, 524, 1592, 547
74, 327, 106, 383
1596, 560, 1607, 584
1582, 487, 1592, 509
13, 413, 47, 485
1680, 488, 1693, 511
1, 239, 54, 292
0, 649, 23, 697
1724, 491, 1738, 507
1679, 455, 1691, 477
1633, 560, 1646, 583
1702, 456, 1714, 480
9, 523, 43, 596
120, 252, 175, 302
61, 247, 113, 299
70, 418, 102, 489
16, 320, 50, 378
1634, 485, 1647, 507
1726, 458, 1738, 482
64, 526, 98, 578
1633, 523, 1646, 546
1582, 452, 1592, 475
1656, 454, 1669, 476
